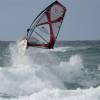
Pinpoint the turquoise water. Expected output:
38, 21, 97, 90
0, 41, 100, 100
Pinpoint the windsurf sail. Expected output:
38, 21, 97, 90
26, 1, 66, 49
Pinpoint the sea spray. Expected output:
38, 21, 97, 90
0, 41, 100, 100
1, 86, 100, 100
0, 43, 66, 97
47, 54, 84, 88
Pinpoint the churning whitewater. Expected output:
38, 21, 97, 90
0, 41, 100, 100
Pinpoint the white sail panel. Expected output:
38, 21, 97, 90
50, 4, 65, 21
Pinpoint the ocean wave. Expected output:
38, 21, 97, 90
0, 50, 95, 98
0, 87, 100, 100
39, 46, 99, 53
0, 43, 100, 99
19, 86, 100, 100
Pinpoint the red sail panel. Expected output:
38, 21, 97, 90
27, 1, 66, 49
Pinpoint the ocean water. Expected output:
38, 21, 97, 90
0, 41, 100, 100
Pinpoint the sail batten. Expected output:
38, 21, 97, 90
26, 1, 66, 49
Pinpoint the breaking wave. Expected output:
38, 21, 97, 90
0, 43, 100, 100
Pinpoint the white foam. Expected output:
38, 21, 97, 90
0, 44, 65, 97
0, 45, 85, 97
0, 44, 99, 100
26, 86, 100, 100
51, 55, 84, 83
0, 86, 100, 100
40, 46, 92, 53
39, 47, 73, 53
50, 47, 72, 52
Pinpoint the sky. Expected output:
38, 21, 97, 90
0, 0, 100, 41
